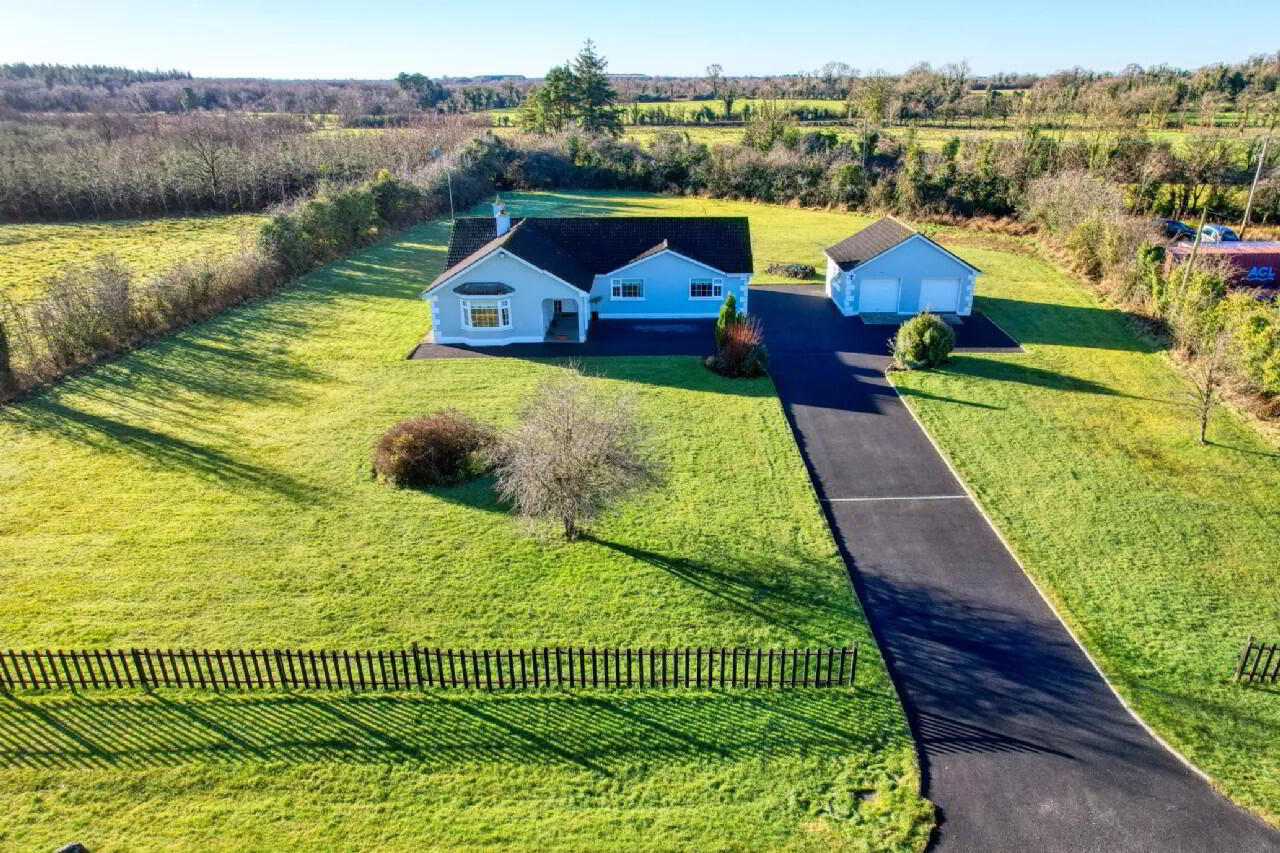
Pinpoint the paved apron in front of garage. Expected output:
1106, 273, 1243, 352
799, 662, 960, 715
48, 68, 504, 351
752, 285, 1279, 853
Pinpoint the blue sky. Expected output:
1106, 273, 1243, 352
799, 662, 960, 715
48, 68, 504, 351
3, 0, 1277, 79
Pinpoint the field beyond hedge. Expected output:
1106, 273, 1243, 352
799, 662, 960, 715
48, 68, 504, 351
0, 214, 266, 301
0, 194, 928, 851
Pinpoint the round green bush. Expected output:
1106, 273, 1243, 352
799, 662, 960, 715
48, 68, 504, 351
893, 312, 956, 369
373, 410, 495, 488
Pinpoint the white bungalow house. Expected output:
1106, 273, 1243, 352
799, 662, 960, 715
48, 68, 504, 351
420, 202, 754, 346
824, 217, 981, 318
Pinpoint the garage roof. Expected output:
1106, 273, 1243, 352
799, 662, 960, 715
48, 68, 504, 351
825, 216, 980, 274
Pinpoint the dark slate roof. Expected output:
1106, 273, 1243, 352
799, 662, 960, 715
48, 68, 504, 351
824, 216, 982, 274
824, 217, 917, 271
426, 216, 753, 293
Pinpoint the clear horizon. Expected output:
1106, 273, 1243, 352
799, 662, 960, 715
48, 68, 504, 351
4, 0, 1279, 80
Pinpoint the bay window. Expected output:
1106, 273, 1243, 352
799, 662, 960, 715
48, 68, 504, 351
461, 298, 512, 330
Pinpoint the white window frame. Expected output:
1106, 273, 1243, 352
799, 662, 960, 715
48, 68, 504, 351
689, 277, 724, 300
610, 278, 645, 301
460, 298, 512, 331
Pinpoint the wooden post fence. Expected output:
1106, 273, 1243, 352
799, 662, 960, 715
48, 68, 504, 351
1235, 636, 1279, 684
0, 645, 858, 692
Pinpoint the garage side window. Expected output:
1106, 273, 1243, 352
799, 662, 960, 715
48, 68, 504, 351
461, 298, 512, 330
689, 278, 723, 299
611, 278, 644, 300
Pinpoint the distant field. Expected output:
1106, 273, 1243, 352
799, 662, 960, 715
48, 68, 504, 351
0, 214, 266, 301
495, 118, 1265, 154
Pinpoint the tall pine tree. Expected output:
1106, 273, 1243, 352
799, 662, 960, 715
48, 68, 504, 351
570, 41, 623, 137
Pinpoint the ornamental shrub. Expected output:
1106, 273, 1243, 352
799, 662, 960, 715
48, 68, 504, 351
715, 292, 741, 350
892, 312, 955, 369
708, 314, 769, 378
765, 262, 817, 279
373, 411, 495, 488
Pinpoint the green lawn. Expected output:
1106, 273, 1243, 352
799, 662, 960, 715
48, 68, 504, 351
894, 230, 1280, 825
0, 213, 266, 301
0, 193, 929, 850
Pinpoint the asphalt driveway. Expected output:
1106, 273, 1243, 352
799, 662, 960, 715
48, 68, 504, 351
752, 285, 1278, 852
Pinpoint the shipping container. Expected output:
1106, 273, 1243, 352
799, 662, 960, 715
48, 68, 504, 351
1166, 241, 1280, 288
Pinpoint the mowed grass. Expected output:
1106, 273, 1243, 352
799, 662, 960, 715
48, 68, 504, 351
893, 232, 1280, 824
0, 193, 930, 850
0, 213, 266, 301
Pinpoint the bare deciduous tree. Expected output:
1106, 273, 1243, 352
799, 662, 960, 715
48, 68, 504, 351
1168, 258, 1235, 444
491, 366, 660, 541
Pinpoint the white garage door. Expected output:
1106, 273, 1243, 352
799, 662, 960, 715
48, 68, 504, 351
858, 278, 900, 313
920, 279, 960, 314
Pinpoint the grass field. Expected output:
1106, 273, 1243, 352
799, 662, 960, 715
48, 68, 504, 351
0, 214, 266, 301
0, 194, 929, 850
893, 231, 1280, 824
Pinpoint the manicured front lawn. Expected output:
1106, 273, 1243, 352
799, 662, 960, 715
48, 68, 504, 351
0, 194, 929, 850
893, 232, 1280, 824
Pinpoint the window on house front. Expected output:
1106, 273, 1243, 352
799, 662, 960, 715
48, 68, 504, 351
461, 298, 511, 330
689, 278, 723, 299
611, 279, 644, 299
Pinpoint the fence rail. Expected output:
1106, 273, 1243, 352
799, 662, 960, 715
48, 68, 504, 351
0, 645, 857, 692
1235, 637, 1279, 684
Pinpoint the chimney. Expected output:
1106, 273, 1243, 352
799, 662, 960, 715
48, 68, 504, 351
493, 199, 510, 236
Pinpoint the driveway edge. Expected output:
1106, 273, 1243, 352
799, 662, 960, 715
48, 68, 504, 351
884, 367, 1280, 831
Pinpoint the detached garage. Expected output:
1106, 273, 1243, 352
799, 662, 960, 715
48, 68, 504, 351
824, 217, 980, 318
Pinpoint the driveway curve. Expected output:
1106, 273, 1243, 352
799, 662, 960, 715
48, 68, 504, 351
752, 285, 1279, 853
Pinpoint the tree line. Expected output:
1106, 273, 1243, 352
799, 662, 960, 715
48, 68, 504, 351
4, 53, 1279, 132
0, 113, 484, 221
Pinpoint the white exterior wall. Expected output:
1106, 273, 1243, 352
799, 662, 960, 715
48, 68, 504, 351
426, 251, 587, 345
588, 251, 750, 318
825, 256, 850, 315
834, 236, 978, 317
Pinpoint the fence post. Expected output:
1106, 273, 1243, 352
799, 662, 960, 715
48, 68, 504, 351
1234, 636, 1255, 682
131, 648, 150, 692
411, 642, 423, 690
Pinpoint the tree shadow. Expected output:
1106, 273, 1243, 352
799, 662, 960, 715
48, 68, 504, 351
587, 536, 860, 644
1204, 440, 1280, 460
0, 396, 327, 505
0, 688, 907, 774
894, 384, 1004, 410
936, 355, 1162, 402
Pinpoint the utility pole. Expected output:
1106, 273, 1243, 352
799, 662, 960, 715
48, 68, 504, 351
1180, 204, 1211, 293
1239, 134, 1270, 240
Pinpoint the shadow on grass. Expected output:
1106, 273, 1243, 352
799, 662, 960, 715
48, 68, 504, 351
0, 688, 906, 774
1205, 440, 1280, 460
894, 383, 1004, 410
936, 355, 1161, 402
588, 537, 859, 644
0, 397, 326, 504
977, 296, 1162, 354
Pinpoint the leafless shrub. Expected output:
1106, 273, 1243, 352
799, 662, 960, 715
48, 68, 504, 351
490, 366, 661, 541
1023, 170, 1126, 237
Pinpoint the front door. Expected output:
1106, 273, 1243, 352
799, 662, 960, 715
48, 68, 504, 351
552, 299, 578, 315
